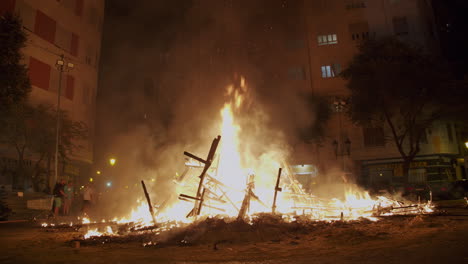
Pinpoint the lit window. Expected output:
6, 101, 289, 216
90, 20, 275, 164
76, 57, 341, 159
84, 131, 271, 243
317, 34, 338, 46
363, 127, 385, 147
321, 64, 341, 78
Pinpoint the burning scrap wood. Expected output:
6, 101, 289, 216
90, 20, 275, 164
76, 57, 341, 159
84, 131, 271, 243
237, 174, 267, 221
141, 180, 157, 225
371, 197, 434, 216
272, 167, 282, 214
179, 135, 221, 217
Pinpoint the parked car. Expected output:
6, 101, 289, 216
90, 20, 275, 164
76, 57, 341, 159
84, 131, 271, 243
402, 183, 432, 201
403, 180, 468, 201
450, 180, 468, 199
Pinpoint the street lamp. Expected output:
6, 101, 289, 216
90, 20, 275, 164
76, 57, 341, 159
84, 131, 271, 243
333, 98, 347, 112
332, 97, 351, 173
109, 158, 116, 166
332, 138, 352, 157
54, 54, 74, 186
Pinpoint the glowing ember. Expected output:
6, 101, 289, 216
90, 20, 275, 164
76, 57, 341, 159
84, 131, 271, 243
83, 229, 103, 239
83, 226, 115, 239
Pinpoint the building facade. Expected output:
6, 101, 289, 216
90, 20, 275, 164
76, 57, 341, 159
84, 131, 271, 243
296, 0, 464, 189
0, 0, 104, 190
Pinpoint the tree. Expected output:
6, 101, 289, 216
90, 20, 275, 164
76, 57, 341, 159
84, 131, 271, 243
341, 37, 457, 183
299, 93, 332, 144
0, 104, 88, 191
0, 13, 31, 113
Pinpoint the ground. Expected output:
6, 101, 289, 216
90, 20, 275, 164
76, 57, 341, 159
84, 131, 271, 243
0, 207, 467, 264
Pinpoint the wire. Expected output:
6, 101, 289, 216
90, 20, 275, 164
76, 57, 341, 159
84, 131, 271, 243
26, 39, 87, 66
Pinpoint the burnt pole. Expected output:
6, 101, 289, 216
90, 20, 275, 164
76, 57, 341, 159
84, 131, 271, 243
141, 180, 157, 225
53, 55, 74, 187
180, 135, 221, 217
272, 168, 283, 214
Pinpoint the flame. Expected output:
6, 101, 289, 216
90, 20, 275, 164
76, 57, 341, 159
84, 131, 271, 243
83, 229, 103, 239
216, 103, 246, 210
68, 75, 435, 240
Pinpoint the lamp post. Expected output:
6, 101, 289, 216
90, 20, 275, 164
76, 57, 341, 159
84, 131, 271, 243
332, 97, 351, 174
54, 54, 74, 186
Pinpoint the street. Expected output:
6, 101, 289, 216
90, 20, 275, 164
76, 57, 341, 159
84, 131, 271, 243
1, 208, 467, 264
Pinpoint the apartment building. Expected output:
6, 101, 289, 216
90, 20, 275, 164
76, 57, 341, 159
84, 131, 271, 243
0, 0, 104, 189
296, 0, 462, 188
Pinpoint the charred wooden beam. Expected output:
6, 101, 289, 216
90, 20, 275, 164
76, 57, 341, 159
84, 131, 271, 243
237, 174, 256, 221
179, 194, 202, 201
178, 196, 192, 202
203, 204, 226, 212
183, 152, 207, 164
177, 166, 191, 182
272, 167, 282, 214
196, 188, 206, 215
195, 136, 221, 198
141, 180, 157, 225
181, 136, 221, 218
205, 173, 226, 187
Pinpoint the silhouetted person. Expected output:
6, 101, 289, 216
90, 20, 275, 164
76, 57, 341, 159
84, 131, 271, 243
63, 180, 74, 215
81, 183, 95, 216
53, 179, 66, 218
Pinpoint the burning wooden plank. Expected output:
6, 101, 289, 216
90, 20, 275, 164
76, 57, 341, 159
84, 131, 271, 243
272, 167, 282, 214
180, 135, 221, 217
141, 180, 157, 225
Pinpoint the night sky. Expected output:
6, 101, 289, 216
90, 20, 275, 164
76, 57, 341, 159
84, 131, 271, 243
95, 0, 316, 169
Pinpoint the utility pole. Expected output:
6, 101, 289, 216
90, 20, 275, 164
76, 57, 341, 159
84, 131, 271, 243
54, 55, 74, 186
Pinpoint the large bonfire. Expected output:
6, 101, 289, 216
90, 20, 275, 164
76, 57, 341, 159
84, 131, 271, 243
43, 77, 434, 242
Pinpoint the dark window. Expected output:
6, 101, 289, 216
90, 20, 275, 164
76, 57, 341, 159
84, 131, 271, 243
34, 10, 56, 43
0, 0, 15, 14
446, 124, 453, 142
66, 75, 74, 100
345, 0, 366, 9
286, 39, 304, 50
332, 64, 341, 75
75, 0, 84, 17
288, 67, 306, 80
71, 33, 79, 56
408, 168, 426, 183
420, 130, 428, 144
349, 22, 369, 41
393, 16, 409, 36
29, 57, 51, 90
363, 127, 385, 147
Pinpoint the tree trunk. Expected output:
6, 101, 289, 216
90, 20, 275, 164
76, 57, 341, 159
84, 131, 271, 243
32, 155, 45, 192
402, 159, 411, 184
15, 150, 25, 190
46, 154, 52, 194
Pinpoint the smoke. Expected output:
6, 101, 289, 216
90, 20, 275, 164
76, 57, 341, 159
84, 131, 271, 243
94, 0, 324, 219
